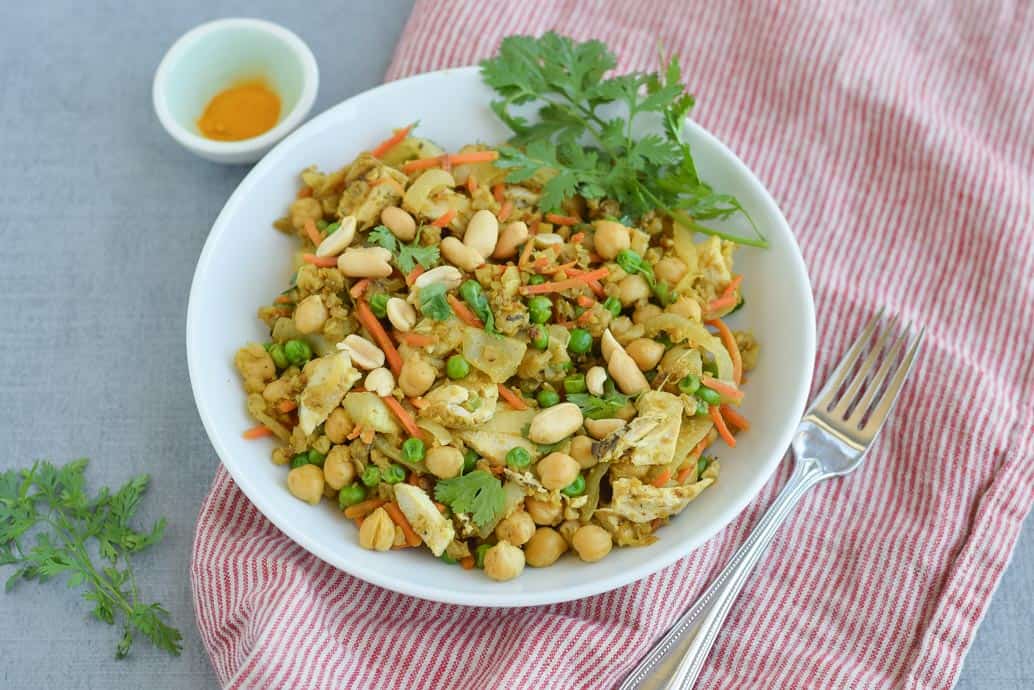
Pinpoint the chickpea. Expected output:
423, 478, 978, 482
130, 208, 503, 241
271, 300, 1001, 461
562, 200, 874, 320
322, 446, 355, 490
558, 519, 581, 545
483, 540, 525, 582
633, 304, 662, 325
325, 407, 353, 444
262, 378, 291, 402
572, 525, 613, 562
289, 197, 323, 231
569, 435, 597, 469
668, 295, 702, 321
525, 527, 569, 567
425, 446, 464, 479
626, 338, 665, 371
358, 507, 396, 551
287, 464, 325, 505
592, 220, 631, 260
294, 294, 328, 334
495, 510, 536, 546
525, 497, 563, 526
536, 452, 580, 490
235, 344, 275, 393
399, 356, 437, 397
654, 257, 688, 285
381, 205, 417, 242
619, 274, 651, 306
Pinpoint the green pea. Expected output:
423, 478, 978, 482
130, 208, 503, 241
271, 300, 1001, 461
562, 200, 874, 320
561, 474, 586, 497
268, 343, 289, 370
440, 552, 458, 565
564, 374, 587, 394
568, 328, 592, 354
678, 374, 701, 395
695, 398, 710, 416
653, 282, 672, 306
316, 219, 329, 230
402, 437, 426, 463
307, 450, 326, 467
603, 296, 622, 317
528, 296, 553, 324
338, 483, 366, 509
462, 449, 479, 474
325, 221, 341, 234
290, 453, 310, 469
446, 354, 470, 379
369, 293, 389, 317
530, 327, 549, 350
696, 387, 722, 406
284, 339, 312, 366
537, 389, 560, 408
528, 274, 546, 286
475, 543, 492, 569
382, 464, 406, 484
360, 466, 381, 487
506, 447, 532, 470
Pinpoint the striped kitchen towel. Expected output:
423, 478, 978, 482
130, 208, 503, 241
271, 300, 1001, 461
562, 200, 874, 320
191, 1, 1034, 688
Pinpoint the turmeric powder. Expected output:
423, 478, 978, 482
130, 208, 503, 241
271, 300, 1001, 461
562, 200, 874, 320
197, 79, 280, 141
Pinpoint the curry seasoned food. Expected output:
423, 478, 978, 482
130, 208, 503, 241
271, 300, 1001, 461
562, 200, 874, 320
234, 34, 759, 581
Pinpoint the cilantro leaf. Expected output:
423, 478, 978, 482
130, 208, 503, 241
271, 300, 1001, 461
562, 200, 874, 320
434, 470, 505, 528
417, 283, 453, 321
0, 459, 181, 658
367, 225, 440, 274
566, 391, 630, 420
367, 225, 399, 253
480, 33, 767, 247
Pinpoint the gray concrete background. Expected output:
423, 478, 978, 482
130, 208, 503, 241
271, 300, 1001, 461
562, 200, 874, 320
0, 2, 1029, 688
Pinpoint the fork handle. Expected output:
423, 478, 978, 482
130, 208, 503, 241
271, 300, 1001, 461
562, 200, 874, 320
619, 456, 827, 690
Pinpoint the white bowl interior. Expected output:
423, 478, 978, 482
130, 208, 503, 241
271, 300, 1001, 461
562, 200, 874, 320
187, 67, 815, 607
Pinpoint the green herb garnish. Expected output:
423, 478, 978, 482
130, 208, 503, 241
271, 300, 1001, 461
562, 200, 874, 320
368, 224, 441, 273
480, 33, 765, 247
434, 470, 505, 528
417, 282, 454, 321
0, 459, 182, 658
566, 390, 631, 420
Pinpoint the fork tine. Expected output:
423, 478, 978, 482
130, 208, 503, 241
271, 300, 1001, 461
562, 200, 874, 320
830, 313, 900, 419
859, 327, 924, 435
811, 308, 885, 411
847, 322, 912, 426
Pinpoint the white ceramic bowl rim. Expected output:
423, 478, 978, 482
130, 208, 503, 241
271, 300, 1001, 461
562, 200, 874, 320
153, 17, 319, 157
187, 66, 816, 607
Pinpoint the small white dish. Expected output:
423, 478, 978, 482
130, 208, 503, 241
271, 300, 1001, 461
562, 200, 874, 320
186, 66, 816, 607
153, 18, 318, 165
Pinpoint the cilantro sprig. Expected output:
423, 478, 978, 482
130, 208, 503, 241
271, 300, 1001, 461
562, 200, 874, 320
480, 33, 766, 247
368, 225, 440, 274
0, 459, 181, 658
417, 282, 454, 321
567, 386, 631, 420
434, 470, 505, 528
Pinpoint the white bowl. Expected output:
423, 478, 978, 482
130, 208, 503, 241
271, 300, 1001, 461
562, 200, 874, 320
186, 67, 816, 607
153, 18, 318, 165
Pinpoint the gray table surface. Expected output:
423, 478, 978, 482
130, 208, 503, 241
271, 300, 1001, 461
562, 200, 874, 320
0, 2, 1030, 689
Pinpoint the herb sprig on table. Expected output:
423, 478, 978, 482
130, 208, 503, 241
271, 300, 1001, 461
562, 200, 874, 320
0, 459, 181, 658
480, 32, 766, 247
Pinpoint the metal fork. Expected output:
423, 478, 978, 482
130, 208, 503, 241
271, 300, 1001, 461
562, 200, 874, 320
620, 310, 924, 690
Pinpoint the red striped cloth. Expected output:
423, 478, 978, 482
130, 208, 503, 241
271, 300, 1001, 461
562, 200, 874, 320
191, 1, 1034, 688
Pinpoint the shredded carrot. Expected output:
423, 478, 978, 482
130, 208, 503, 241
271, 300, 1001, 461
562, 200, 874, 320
349, 279, 371, 299
466, 176, 478, 194
448, 150, 499, 165
407, 473, 421, 486
497, 384, 528, 410
565, 267, 606, 298
356, 299, 403, 375
497, 200, 514, 222
720, 405, 751, 431
460, 556, 475, 570
296, 186, 313, 199
533, 256, 553, 272
519, 267, 610, 295
405, 265, 424, 286
650, 470, 672, 488
303, 218, 323, 246
553, 260, 579, 273
447, 294, 484, 328
710, 405, 737, 447
518, 237, 536, 268
576, 310, 595, 326
545, 213, 580, 226
344, 498, 386, 520
706, 275, 744, 315
274, 295, 293, 304
401, 150, 499, 174
434, 502, 447, 513
370, 123, 413, 158
346, 424, 364, 441
382, 395, 423, 439
570, 232, 585, 244
409, 396, 429, 410
576, 294, 596, 308
398, 332, 435, 347
385, 502, 422, 547
242, 424, 272, 440
701, 375, 744, 404
277, 399, 297, 413
302, 253, 337, 268
400, 157, 442, 174
360, 427, 376, 444
492, 183, 506, 204
707, 318, 743, 384
676, 465, 695, 483
431, 208, 456, 227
